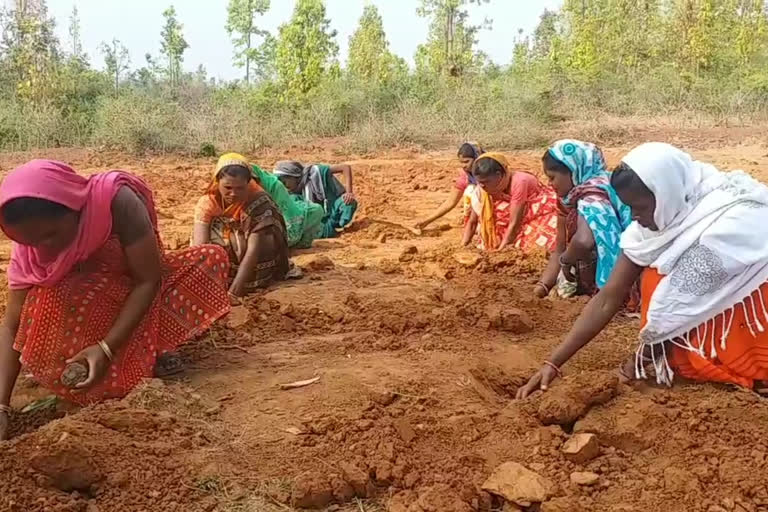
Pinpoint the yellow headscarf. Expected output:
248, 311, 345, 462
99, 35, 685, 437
207, 152, 261, 218
472, 152, 510, 250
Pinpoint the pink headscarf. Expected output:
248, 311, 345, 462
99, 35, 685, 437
0, 159, 157, 290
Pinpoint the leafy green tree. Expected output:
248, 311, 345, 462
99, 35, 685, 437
415, 0, 491, 76
67, 5, 87, 64
0, 0, 60, 101
100, 38, 130, 95
225, 0, 271, 84
348, 4, 405, 82
160, 6, 189, 88
275, 0, 339, 99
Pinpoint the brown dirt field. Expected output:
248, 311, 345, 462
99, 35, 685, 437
2, 132, 768, 512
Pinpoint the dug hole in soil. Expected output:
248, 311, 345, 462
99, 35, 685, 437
1, 143, 768, 512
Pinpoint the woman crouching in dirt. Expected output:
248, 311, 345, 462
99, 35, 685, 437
517, 143, 768, 399
534, 140, 637, 308
463, 152, 559, 252
0, 160, 231, 438
274, 160, 358, 238
193, 153, 291, 297
414, 142, 485, 231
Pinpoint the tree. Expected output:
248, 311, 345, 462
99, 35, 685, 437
415, 0, 491, 76
160, 6, 189, 88
0, 0, 60, 101
225, 0, 271, 84
100, 38, 130, 95
348, 4, 405, 81
68, 5, 85, 62
275, 0, 339, 99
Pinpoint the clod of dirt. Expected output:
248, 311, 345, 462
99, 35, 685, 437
573, 396, 666, 453
561, 433, 600, 464
570, 472, 599, 486
484, 306, 534, 334
60, 362, 89, 388
535, 372, 618, 426
379, 259, 399, 274
417, 484, 474, 512
304, 255, 335, 271
482, 462, 555, 507
378, 233, 388, 244
291, 474, 333, 509
29, 438, 103, 492
399, 245, 418, 262
340, 462, 374, 498
453, 251, 482, 268
393, 417, 416, 443
227, 305, 251, 329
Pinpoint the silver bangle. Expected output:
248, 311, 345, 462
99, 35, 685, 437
98, 340, 114, 362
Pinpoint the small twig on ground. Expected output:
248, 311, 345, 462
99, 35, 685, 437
279, 376, 320, 390
355, 497, 367, 512
214, 344, 249, 353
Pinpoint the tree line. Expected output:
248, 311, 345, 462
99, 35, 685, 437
0, 0, 767, 152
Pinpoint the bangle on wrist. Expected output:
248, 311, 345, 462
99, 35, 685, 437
98, 340, 114, 362
535, 281, 550, 295
543, 360, 563, 378
0, 404, 12, 414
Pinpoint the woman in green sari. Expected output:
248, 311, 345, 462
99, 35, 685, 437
214, 153, 323, 249
274, 161, 358, 239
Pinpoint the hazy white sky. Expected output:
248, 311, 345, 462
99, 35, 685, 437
46, 0, 563, 80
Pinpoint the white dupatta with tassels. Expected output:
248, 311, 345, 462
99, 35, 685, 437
619, 143, 768, 385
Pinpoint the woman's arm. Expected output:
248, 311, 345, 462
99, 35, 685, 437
462, 210, 478, 246
0, 290, 28, 404
536, 216, 566, 297
329, 164, 354, 195
192, 222, 210, 246
498, 202, 526, 251
0, 288, 27, 439
516, 253, 643, 399
229, 232, 265, 297
67, 188, 162, 390
561, 215, 595, 263
416, 188, 463, 229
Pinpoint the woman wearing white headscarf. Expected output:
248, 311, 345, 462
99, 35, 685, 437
517, 142, 768, 398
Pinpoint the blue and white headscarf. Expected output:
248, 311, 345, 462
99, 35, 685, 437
548, 140, 632, 288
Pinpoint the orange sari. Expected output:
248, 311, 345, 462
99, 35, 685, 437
641, 268, 768, 388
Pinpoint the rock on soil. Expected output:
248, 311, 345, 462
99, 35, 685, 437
482, 462, 555, 506
29, 437, 103, 492
60, 362, 89, 388
570, 472, 600, 486
484, 305, 534, 334
536, 372, 618, 426
561, 433, 600, 464
304, 255, 335, 271
453, 251, 482, 268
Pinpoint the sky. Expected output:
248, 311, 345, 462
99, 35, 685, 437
46, 0, 563, 81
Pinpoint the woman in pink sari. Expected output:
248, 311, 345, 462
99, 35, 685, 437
0, 160, 230, 438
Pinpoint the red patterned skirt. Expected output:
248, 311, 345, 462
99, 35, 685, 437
477, 191, 559, 252
14, 238, 230, 405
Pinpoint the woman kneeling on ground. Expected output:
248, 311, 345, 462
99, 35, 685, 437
274, 160, 357, 238
193, 153, 291, 297
464, 152, 558, 252
208, 153, 324, 249
518, 143, 768, 399
0, 160, 231, 436
534, 140, 634, 301
414, 142, 485, 231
